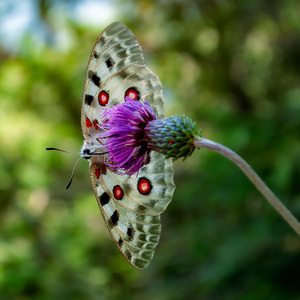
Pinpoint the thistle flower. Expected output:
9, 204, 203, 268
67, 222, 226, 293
98, 97, 200, 175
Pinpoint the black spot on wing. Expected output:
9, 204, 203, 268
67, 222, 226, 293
127, 227, 134, 238
100, 192, 110, 206
85, 94, 94, 105
92, 74, 101, 87
88, 71, 101, 87
105, 57, 114, 69
110, 210, 119, 226
93, 51, 100, 59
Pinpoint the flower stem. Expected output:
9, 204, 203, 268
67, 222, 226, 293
193, 137, 300, 236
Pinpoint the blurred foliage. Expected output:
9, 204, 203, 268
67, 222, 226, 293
1, 0, 300, 299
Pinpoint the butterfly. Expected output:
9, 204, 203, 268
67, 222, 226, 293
80, 22, 175, 269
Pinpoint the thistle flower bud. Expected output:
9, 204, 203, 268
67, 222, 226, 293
145, 115, 201, 160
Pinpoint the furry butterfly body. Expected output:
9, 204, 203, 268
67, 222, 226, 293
81, 22, 175, 269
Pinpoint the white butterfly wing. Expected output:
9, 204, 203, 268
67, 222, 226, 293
81, 22, 175, 269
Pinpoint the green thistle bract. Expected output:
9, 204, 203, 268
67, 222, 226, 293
145, 115, 201, 160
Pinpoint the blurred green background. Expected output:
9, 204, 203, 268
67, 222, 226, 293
1, 0, 300, 299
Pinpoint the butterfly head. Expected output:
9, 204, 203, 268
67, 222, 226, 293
82, 148, 92, 159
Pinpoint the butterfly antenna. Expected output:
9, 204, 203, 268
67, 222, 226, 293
47, 147, 107, 189
46, 148, 79, 155
66, 156, 82, 189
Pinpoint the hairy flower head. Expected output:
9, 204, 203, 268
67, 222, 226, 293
98, 97, 156, 175
99, 97, 200, 175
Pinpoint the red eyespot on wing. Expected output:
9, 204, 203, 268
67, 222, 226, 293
125, 88, 140, 100
98, 91, 109, 106
113, 185, 124, 200
86, 118, 92, 128
138, 178, 152, 195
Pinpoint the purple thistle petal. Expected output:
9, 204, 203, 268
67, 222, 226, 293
98, 98, 156, 176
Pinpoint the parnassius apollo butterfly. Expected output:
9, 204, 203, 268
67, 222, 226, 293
81, 22, 175, 269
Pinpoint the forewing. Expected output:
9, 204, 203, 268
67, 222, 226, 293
81, 22, 164, 139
